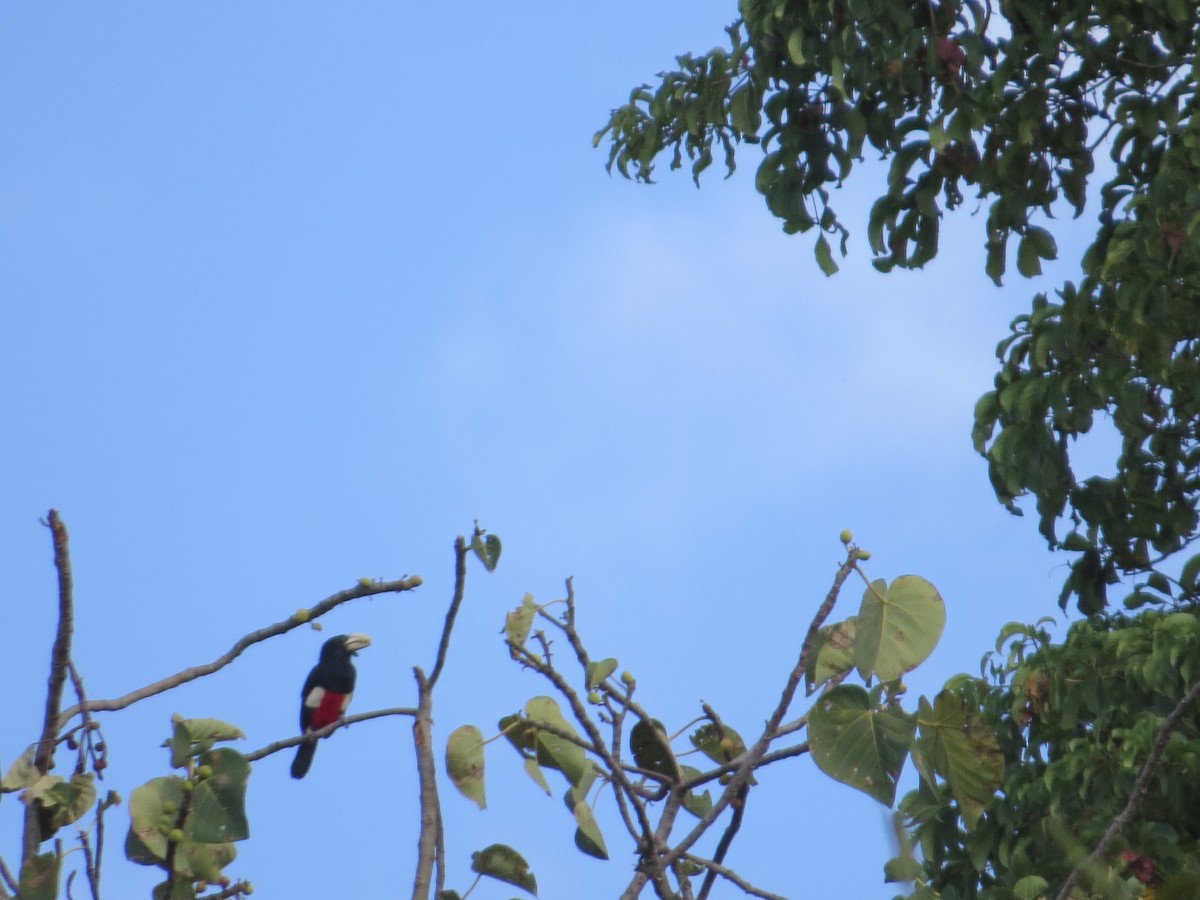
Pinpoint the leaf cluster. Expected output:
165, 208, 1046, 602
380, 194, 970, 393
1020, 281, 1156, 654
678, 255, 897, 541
894, 609, 1200, 899
599, 0, 1200, 613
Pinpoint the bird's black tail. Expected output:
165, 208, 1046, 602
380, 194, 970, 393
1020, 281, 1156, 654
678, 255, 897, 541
291, 738, 316, 779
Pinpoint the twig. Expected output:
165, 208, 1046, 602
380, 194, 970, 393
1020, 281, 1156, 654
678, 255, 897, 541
0, 855, 18, 897
427, 537, 468, 689
680, 853, 787, 900
412, 536, 469, 900
1054, 677, 1200, 900
663, 550, 860, 867
79, 826, 100, 900
57, 576, 422, 730
25, 510, 76, 865
243, 707, 418, 762
197, 880, 253, 899
697, 782, 749, 900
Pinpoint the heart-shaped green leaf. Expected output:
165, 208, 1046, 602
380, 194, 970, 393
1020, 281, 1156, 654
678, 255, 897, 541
808, 684, 916, 805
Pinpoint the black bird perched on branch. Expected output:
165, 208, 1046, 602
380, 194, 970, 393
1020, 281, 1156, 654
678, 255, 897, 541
290, 633, 371, 779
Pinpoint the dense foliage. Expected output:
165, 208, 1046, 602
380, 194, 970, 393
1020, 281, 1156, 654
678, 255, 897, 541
596, 0, 1200, 614
893, 611, 1200, 899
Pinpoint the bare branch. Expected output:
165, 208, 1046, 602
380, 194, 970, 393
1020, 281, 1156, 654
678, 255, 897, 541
412, 536, 470, 900
244, 707, 417, 763
25, 510, 76, 865
681, 853, 787, 900
427, 537, 468, 689
411, 669, 441, 900
663, 549, 859, 867
0, 855, 18, 897
57, 575, 422, 730
1055, 677, 1200, 900
196, 880, 253, 899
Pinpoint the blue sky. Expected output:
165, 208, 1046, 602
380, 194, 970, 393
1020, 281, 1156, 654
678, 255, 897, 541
2, 4, 1098, 898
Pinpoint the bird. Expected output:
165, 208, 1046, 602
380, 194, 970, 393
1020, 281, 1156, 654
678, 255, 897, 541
290, 633, 372, 779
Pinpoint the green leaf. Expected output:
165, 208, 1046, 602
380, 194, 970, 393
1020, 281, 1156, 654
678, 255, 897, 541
808, 684, 916, 805
585, 657, 618, 689
729, 85, 761, 136
1, 745, 38, 793
629, 719, 676, 778
522, 757, 552, 795
985, 239, 1006, 285
815, 234, 839, 275
505, 594, 538, 655
679, 766, 713, 818
854, 576, 946, 682
1013, 875, 1050, 900
1025, 225, 1057, 260
1181, 553, 1200, 592
914, 691, 1004, 829
127, 777, 187, 863
35, 772, 96, 830
786, 29, 806, 65
690, 722, 754, 783
471, 844, 537, 896
19, 851, 60, 900
810, 617, 857, 687
472, 533, 502, 571
189, 749, 250, 843
535, 732, 588, 786
1016, 234, 1042, 277
446, 725, 487, 810
571, 800, 609, 860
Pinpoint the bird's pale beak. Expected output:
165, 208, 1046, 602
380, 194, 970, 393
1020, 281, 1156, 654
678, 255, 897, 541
344, 633, 372, 654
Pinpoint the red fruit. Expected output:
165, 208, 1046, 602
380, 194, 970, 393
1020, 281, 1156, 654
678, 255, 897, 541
938, 36, 966, 75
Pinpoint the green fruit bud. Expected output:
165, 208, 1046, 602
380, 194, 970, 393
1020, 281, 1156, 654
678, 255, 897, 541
197, 764, 214, 780
839, 529, 853, 544
168, 828, 184, 843
588, 691, 602, 704
294, 608, 310, 623
856, 549, 872, 560
162, 800, 178, 815
621, 671, 635, 685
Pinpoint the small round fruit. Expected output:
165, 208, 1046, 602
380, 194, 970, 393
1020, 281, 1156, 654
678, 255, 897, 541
197, 764, 214, 780
621, 671, 635, 685
168, 828, 184, 843
294, 608, 310, 623
839, 529, 853, 544
856, 549, 872, 560
588, 691, 602, 704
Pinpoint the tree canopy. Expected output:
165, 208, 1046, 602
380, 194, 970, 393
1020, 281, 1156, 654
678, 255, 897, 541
595, 0, 1200, 616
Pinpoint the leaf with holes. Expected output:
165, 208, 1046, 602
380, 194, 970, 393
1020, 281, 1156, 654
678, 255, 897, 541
808, 684, 916, 805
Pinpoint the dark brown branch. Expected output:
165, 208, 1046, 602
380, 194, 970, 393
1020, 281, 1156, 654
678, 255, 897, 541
57, 576, 422, 730
427, 538, 468, 689
25, 510, 76, 865
697, 782, 749, 900
243, 707, 417, 762
1054, 677, 1200, 900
